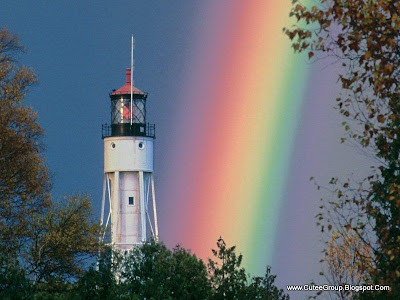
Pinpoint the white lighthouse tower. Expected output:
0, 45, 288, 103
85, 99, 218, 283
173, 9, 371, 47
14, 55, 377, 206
100, 39, 158, 250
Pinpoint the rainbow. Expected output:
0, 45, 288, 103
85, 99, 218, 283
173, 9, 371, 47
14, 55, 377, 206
161, 0, 311, 274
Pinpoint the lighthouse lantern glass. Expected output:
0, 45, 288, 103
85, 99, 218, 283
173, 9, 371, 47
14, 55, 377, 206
111, 96, 146, 125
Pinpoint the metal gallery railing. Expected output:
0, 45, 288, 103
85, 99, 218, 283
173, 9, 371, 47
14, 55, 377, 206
102, 123, 155, 139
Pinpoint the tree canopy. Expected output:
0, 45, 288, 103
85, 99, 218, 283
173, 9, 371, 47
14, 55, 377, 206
286, 0, 400, 298
69, 238, 289, 300
0, 28, 102, 294
0, 28, 51, 260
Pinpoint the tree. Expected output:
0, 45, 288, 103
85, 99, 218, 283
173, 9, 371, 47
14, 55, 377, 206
71, 247, 119, 300
285, 0, 400, 297
28, 195, 102, 284
208, 238, 247, 299
70, 238, 288, 300
323, 231, 373, 299
0, 29, 103, 295
245, 267, 290, 300
69, 241, 212, 299
311, 177, 376, 299
0, 195, 103, 297
0, 257, 33, 300
208, 238, 289, 300
0, 28, 51, 259
121, 241, 211, 299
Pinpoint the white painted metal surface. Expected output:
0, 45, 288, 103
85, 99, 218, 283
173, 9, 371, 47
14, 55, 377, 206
104, 137, 153, 172
101, 136, 158, 251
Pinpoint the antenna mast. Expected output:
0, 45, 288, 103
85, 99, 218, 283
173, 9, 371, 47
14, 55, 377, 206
130, 35, 134, 125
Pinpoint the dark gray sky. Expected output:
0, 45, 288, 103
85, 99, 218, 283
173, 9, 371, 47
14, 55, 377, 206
1, 0, 200, 214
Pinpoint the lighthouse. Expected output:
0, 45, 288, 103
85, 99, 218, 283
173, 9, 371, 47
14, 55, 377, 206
100, 39, 158, 250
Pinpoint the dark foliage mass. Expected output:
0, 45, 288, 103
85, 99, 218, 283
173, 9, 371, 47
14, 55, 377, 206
1, 239, 289, 300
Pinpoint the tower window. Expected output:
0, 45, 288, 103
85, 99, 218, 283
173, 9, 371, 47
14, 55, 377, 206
128, 196, 134, 206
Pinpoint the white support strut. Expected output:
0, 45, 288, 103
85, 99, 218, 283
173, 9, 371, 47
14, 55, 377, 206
145, 176, 155, 238
113, 171, 119, 245
139, 171, 146, 242
151, 175, 159, 240
100, 175, 106, 225
102, 174, 112, 241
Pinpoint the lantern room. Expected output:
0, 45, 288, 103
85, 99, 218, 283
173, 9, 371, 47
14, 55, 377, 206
102, 68, 155, 138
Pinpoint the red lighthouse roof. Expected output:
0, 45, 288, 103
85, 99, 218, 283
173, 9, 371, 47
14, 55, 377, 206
110, 68, 145, 96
